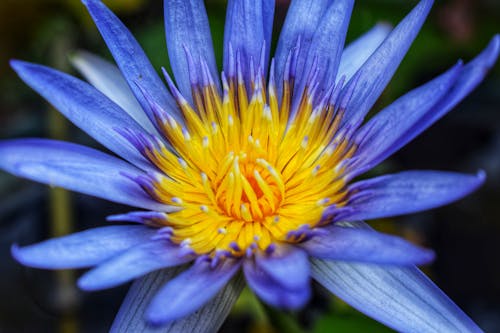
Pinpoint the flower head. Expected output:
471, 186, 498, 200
1, 0, 498, 331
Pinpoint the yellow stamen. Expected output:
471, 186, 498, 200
145, 76, 354, 257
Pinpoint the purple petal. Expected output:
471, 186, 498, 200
107, 211, 167, 226
274, 0, 333, 95
82, 0, 180, 122
256, 245, 310, 290
12, 226, 156, 269
353, 36, 499, 174
338, 23, 392, 82
145, 259, 241, 325
111, 269, 244, 332
335, 170, 485, 221
424, 35, 499, 125
70, 51, 156, 134
301, 226, 434, 265
223, 0, 275, 79
164, 0, 220, 101
311, 258, 481, 332
78, 240, 193, 290
0, 139, 168, 210
351, 62, 462, 174
244, 255, 310, 310
262, 0, 274, 53
11, 60, 152, 171
243, 246, 311, 309
342, 0, 434, 127
299, 0, 354, 94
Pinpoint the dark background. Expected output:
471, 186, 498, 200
0, 0, 499, 332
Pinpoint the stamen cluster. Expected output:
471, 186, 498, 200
131, 53, 358, 257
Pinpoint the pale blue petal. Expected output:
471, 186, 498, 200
146, 259, 241, 325
12, 226, 156, 269
342, 0, 434, 126
0, 139, 168, 210
335, 170, 485, 221
82, 0, 180, 121
338, 23, 392, 82
223, 0, 275, 78
11, 60, 152, 171
311, 259, 482, 332
301, 226, 434, 265
164, 0, 220, 101
78, 240, 193, 290
70, 51, 156, 133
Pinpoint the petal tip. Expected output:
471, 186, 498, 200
10, 243, 23, 264
76, 276, 92, 291
11, 243, 38, 268
9, 59, 29, 73
486, 34, 500, 62
418, 248, 436, 266
76, 274, 108, 292
77, 273, 95, 290
476, 169, 487, 184
144, 308, 171, 328
68, 49, 89, 64
375, 21, 393, 32
410, 0, 434, 24
491, 33, 500, 46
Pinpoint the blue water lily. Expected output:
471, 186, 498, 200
1, 0, 498, 331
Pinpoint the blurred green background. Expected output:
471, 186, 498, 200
0, 0, 499, 332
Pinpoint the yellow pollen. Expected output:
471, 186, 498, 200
146, 74, 354, 257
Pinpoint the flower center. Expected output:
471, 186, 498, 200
214, 152, 284, 222
131, 61, 356, 257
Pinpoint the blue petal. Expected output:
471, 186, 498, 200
82, 0, 180, 121
78, 240, 193, 290
0, 139, 168, 210
311, 258, 481, 332
342, 0, 434, 127
427, 34, 499, 122
146, 259, 241, 325
107, 211, 168, 226
298, 0, 354, 95
243, 246, 311, 309
12, 226, 156, 269
334, 170, 485, 221
353, 35, 499, 174
70, 51, 157, 134
111, 269, 244, 332
223, 0, 275, 79
274, 0, 333, 95
301, 226, 434, 265
351, 62, 462, 174
338, 23, 392, 82
164, 0, 220, 101
11, 60, 153, 171
256, 245, 310, 290
262, 0, 274, 54
243, 261, 310, 310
